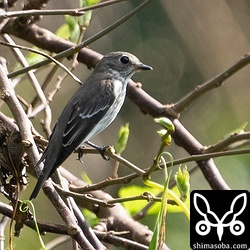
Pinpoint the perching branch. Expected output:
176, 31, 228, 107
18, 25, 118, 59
0, 112, 169, 249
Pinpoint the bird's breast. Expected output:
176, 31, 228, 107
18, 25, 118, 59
112, 79, 125, 98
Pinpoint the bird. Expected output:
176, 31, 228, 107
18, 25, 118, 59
30, 51, 153, 199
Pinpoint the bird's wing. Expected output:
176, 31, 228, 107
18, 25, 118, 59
31, 80, 116, 200
61, 82, 115, 149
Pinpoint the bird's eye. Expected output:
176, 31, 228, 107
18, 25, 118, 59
120, 56, 129, 64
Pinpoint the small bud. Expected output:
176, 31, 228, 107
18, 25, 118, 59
175, 166, 190, 201
154, 117, 175, 134
114, 123, 130, 154
1, 90, 10, 100
108, 145, 116, 154
22, 139, 32, 147
157, 129, 172, 146
157, 129, 168, 138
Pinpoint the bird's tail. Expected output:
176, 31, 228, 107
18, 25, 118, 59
29, 165, 51, 200
29, 172, 48, 200
30, 145, 67, 200
29, 152, 56, 200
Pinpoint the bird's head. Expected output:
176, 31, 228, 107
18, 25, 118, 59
95, 51, 153, 80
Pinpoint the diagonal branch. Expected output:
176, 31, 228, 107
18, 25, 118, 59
0, 0, 128, 19
173, 53, 250, 114
5, 0, 154, 78
1, 21, 233, 190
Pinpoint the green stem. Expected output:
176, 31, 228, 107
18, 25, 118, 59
144, 180, 190, 220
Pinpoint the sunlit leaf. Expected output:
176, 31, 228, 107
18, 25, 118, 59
118, 185, 159, 215
114, 123, 130, 154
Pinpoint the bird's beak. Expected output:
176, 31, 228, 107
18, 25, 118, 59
135, 63, 153, 71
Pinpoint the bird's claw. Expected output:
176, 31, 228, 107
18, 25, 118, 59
86, 141, 110, 160
76, 147, 85, 163
98, 146, 110, 161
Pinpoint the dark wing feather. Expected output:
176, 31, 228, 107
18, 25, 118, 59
62, 96, 114, 148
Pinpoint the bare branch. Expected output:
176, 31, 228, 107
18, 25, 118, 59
60, 168, 170, 250
0, 40, 82, 85
206, 132, 250, 153
0, 0, 128, 19
2, 34, 52, 136
0, 9, 85, 18
173, 53, 250, 114
5, 0, 154, 78
0, 60, 40, 168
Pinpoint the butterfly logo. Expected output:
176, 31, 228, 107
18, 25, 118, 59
193, 193, 246, 241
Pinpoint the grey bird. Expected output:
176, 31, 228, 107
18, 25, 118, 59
30, 51, 152, 199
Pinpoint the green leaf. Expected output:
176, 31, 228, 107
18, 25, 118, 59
79, 0, 100, 27
82, 0, 100, 6
65, 15, 78, 31
81, 172, 92, 184
224, 121, 248, 138
114, 123, 130, 154
118, 185, 158, 215
55, 23, 71, 39
78, 10, 92, 28
55, 16, 80, 43
149, 173, 170, 249
157, 129, 172, 146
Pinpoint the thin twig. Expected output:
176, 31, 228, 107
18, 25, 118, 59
0, 61, 40, 168
30, 62, 61, 107
47, 69, 73, 102
54, 183, 114, 207
205, 132, 250, 153
77, 147, 146, 176
0, 0, 127, 18
0, 40, 82, 85
71, 145, 250, 192
2, 34, 52, 136
0, 9, 85, 18
106, 193, 162, 205
94, 231, 149, 250
7, 0, 154, 78
173, 53, 250, 114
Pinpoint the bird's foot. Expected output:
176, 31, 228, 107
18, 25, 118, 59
86, 141, 110, 160
76, 146, 86, 163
